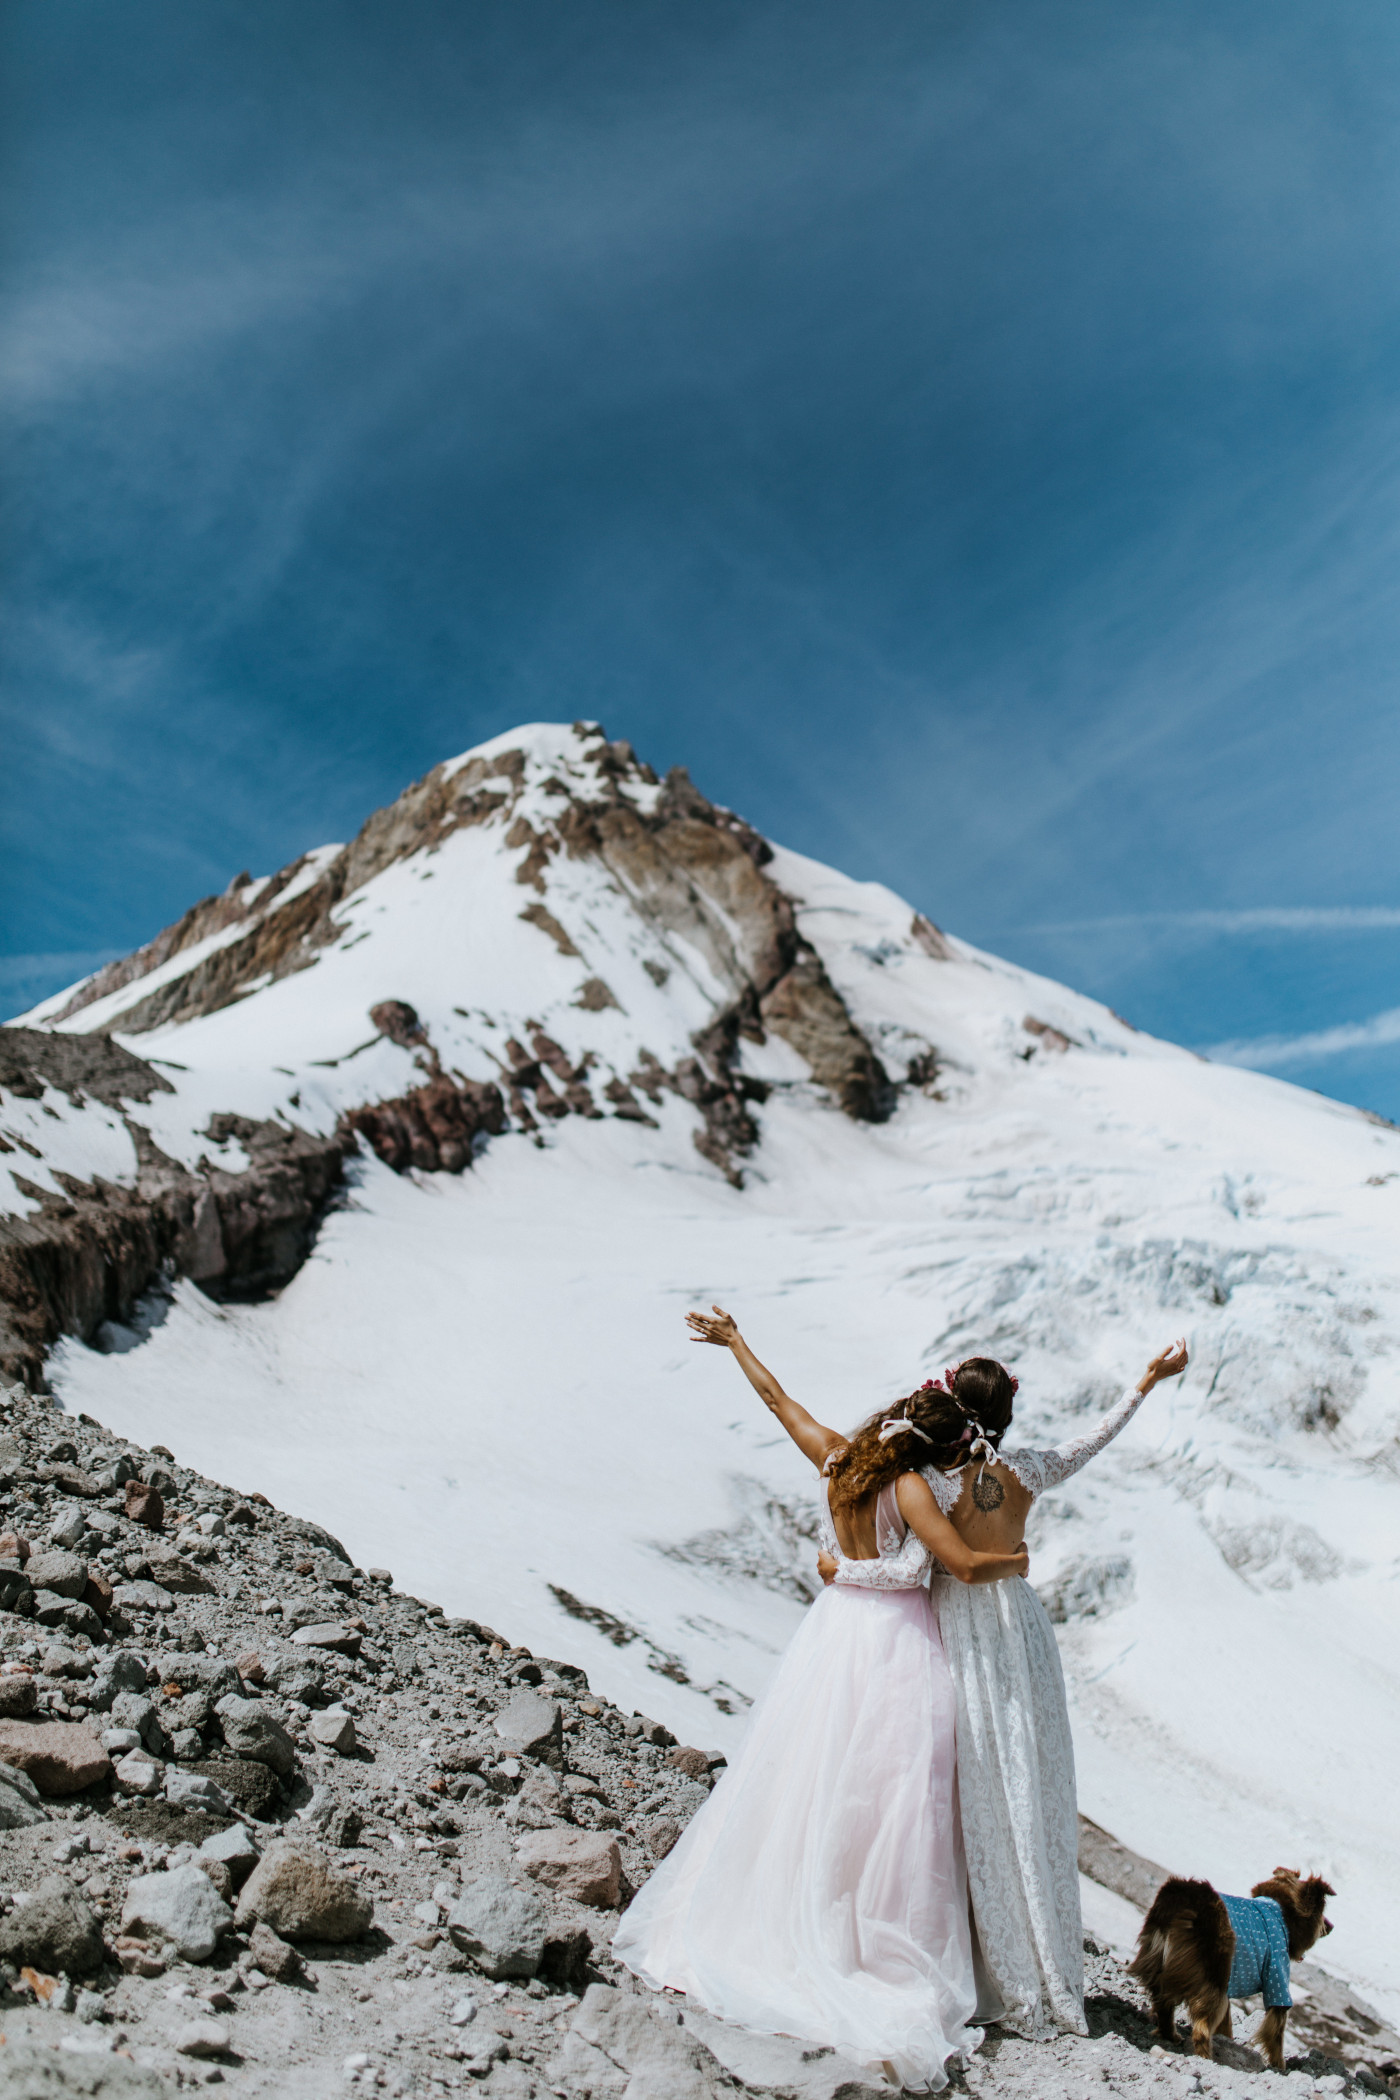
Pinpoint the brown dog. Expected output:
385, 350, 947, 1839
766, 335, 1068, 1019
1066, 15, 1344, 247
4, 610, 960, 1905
1129, 1867, 1334, 2069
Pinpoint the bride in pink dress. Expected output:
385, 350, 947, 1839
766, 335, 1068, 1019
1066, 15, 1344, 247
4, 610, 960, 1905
612, 1307, 1029, 2093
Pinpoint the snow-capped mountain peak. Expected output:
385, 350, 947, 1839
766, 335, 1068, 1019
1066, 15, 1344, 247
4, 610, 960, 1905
3, 721, 1399, 2020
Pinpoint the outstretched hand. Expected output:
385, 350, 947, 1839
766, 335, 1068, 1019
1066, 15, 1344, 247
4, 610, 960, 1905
688, 1304, 740, 1348
1141, 1338, 1188, 1389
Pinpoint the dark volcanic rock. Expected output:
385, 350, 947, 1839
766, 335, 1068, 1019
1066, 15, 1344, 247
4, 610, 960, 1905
0, 1029, 351, 1386
0, 1871, 105, 1976
187, 1757, 282, 1821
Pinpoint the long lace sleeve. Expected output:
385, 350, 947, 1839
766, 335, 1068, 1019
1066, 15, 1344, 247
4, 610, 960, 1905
1001, 1384, 1147, 1500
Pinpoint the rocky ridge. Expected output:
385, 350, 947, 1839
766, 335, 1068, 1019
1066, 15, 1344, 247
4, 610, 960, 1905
0, 1380, 1392, 2100
2, 726, 917, 1388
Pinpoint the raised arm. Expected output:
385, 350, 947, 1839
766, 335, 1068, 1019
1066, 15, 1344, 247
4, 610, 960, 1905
686, 1305, 844, 1471
1003, 1338, 1188, 1498
893, 1473, 1029, 1585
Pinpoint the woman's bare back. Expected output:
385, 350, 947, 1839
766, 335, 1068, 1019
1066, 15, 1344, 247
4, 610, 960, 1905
941, 1461, 1034, 1556
829, 1485, 885, 1560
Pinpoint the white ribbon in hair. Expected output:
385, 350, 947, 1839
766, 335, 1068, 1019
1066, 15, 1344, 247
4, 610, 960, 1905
967, 1430, 999, 1467
878, 1416, 935, 1446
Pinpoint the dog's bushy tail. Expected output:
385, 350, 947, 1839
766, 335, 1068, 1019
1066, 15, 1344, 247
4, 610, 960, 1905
1130, 1877, 1233, 2003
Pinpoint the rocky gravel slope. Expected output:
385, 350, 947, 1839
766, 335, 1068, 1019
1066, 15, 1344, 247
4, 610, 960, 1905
0, 1379, 1391, 2100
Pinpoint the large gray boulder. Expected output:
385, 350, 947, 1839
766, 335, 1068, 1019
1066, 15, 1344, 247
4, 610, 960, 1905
88, 1650, 149, 1712
548, 1984, 727, 2100
493, 1689, 562, 1765
445, 1873, 549, 1979
0, 1675, 38, 1718
264, 1653, 324, 1704
122, 1862, 234, 1962
214, 1694, 295, 1775
516, 1828, 622, 1908
23, 1549, 88, 1599
109, 1691, 167, 1758
0, 1872, 104, 1977
234, 1838, 372, 1941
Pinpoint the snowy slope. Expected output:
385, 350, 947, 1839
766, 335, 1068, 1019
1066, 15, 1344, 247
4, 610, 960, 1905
6, 721, 1400, 2021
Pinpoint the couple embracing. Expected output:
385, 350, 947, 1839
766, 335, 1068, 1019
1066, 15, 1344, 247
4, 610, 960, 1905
613, 1308, 1188, 2093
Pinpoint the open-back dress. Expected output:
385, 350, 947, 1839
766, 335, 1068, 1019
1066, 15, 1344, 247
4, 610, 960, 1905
613, 1475, 982, 2092
831, 1383, 1152, 2041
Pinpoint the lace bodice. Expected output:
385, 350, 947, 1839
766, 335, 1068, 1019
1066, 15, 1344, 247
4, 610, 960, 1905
831, 1385, 1149, 1595
822, 1476, 933, 1592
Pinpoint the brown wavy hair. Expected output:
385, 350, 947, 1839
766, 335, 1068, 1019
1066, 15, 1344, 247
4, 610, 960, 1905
825, 1357, 1018, 1513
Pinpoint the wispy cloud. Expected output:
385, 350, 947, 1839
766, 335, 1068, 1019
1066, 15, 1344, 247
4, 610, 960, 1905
1001, 907, 1400, 938
1207, 1005, 1400, 1069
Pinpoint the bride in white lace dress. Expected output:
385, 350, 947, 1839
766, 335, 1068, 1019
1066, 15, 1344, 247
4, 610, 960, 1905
826, 1341, 1188, 2042
613, 1308, 1030, 2093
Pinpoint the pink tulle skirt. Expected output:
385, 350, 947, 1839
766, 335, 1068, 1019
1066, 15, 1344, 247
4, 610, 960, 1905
612, 1582, 981, 2091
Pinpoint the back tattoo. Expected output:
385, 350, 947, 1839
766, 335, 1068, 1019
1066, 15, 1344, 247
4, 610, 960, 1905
972, 1471, 1005, 1512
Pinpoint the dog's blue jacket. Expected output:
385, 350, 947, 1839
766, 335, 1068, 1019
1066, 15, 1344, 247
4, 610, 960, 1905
1222, 1894, 1292, 2007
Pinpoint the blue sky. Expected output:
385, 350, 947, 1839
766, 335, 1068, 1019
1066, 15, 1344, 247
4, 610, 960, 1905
4, 0, 1400, 1116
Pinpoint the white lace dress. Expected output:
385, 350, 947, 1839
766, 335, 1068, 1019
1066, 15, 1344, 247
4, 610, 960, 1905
832, 1384, 1150, 2042
613, 1478, 982, 2092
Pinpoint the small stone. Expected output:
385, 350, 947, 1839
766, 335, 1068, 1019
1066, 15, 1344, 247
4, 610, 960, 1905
145, 1553, 216, 1595
248, 1917, 304, 1982
114, 1935, 167, 1976
516, 1829, 622, 1908
235, 1652, 265, 1686
197, 1857, 234, 1904
0, 1717, 111, 1795
493, 1690, 563, 1764
0, 1676, 37, 1718
188, 1756, 281, 1820
644, 1816, 682, 1860
125, 1482, 166, 1529
214, 1694, 296, 1775
166, 1767, 232, 1813
448, 1994, 478, 2026
289, 1621, 362, 1655
200, 1823, 261, 1881
114, 1750, 164, 1796
170, 1727, 205, 1760
445, 1874, 550, 1979
0, 1872, 105, 1976
508, 1769, 566, 1828
264, 1653, 324, 1703
102, 1727, 143, 1754
325, 1802, 363, 1848
24, 1549, 89, 1600
123, 1862, 234, 1961
174, 2017, 231, 2058
88, 1649, 148, 1711
48, 1507, 88, 1551
665, 1745, 712, 1782
113, 1580, 173, 1612
234, 1837, 373, 1941
308, 1707, 357, 1753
